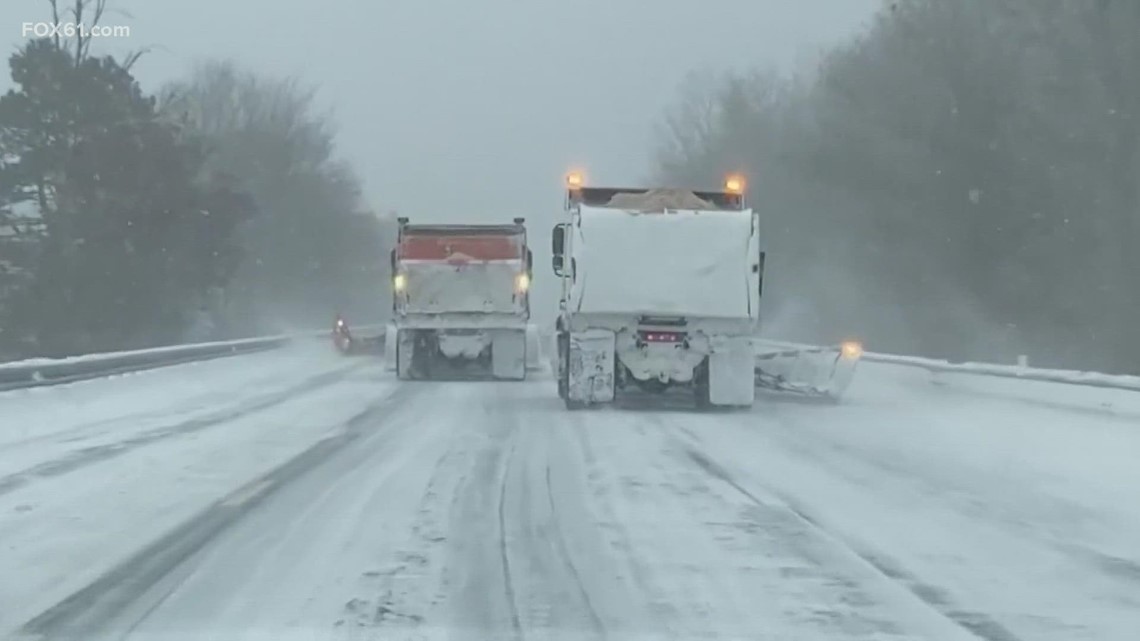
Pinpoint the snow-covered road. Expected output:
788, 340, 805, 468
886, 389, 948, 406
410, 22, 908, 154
3, 343, 1139, 641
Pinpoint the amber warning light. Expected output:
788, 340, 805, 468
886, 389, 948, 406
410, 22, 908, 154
566, 171, 585, 189
840, 340, 863, 360
724, 174, 746, 195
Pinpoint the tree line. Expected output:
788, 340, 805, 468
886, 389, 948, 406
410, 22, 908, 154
656, 0, 1140, 374
0, 1, 390, 360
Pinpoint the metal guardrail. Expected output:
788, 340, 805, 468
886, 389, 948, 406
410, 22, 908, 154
859, 352, 1140, 393
0, 334, 301, 393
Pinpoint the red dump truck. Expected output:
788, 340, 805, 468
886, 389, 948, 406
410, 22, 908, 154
383, 217, 541, 380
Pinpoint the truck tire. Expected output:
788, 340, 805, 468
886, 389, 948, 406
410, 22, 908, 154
395, 332, 411, 380
395, 340, 405, 380
556, 332, 568, 399
693, 358, 710, 409
412, 330, 435, 380
557, 332, 587, 409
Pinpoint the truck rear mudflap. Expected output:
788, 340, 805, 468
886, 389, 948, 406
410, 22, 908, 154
564, 329, 616, 408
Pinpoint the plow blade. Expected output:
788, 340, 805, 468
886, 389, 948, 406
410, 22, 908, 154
753, 340, 861, 400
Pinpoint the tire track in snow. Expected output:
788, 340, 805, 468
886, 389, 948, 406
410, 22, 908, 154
338, 435, 465, 634
15, 383, 416, 641
565, 413, 679, 640
760, 406, 1140, 598
3, 355, 360, 451
569, 410, 810, 640
451, 381, 610, 640
0, 364, 363, 496
673, 430, 1024, 641
443, 386, 525, 641
541, 461, 607, 638
496, 438, 525, 640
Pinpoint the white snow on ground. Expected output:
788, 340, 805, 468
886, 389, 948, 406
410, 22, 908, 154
676, 361, 1140, 641
0, 342, 394, 638
2, 350, 1139, 640
94, 378, 935, 641
865, 353, 1140, 390
0, 340, 352, 463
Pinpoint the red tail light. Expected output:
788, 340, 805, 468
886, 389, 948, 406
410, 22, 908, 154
640, 331, 684, 343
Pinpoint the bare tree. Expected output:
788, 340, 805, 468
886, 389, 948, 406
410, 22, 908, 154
160, 61, 389, 331
653, 0, 1140, 372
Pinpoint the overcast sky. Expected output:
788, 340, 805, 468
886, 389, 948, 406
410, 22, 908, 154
1, 0, 879, 222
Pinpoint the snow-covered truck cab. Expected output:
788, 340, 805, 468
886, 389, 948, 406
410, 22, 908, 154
551, 173, 765, 409
388, 218, 540, 380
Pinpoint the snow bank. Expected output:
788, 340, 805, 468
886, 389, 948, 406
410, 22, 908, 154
573, 206, 754, 318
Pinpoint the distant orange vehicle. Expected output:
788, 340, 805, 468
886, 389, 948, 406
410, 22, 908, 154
331, 313, 383, 355
332, 314, 352, 353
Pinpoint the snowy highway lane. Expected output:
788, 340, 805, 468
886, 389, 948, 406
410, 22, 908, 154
0, 340, 393, 637
4, 352, 1140, 641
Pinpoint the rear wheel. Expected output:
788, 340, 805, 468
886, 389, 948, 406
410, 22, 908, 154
412, 330, 436, 380
394, 333, 409, 380
694, 358, 711, 409
556, 332, 569, 399
558, 332, 588, 409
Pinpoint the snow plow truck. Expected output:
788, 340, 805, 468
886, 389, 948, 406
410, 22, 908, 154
550, 171, 861, 409
383, 217, 541, 380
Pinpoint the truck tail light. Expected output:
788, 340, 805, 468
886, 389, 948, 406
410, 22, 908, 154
639, 331, 684, 344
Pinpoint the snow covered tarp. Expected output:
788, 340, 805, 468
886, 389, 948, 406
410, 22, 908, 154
571, 204, 756, 318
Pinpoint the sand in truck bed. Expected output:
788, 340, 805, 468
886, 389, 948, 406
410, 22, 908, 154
603, 188, 716, 212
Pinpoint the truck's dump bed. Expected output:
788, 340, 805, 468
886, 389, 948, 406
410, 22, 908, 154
399, 228, 522, 263
397, 225, 526, 315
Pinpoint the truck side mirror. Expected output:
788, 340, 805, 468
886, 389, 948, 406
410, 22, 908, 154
526, 248, 533, 272
551, 224, 567, 276
551, 224, 566, 256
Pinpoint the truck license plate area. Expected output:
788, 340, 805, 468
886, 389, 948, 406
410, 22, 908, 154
637, 330, 687, 348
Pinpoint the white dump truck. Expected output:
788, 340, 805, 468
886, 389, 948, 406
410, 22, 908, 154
550, 172, 860, 409
384, 218, 541, 380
